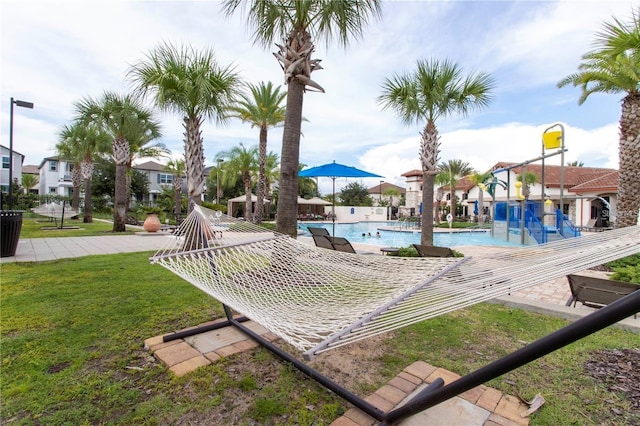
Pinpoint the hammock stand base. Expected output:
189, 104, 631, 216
159, 293, 640, 425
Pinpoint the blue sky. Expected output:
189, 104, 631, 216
1, 0, 634, 194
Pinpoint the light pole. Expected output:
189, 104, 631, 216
379, 180, 383, 202
216, 159, 224, 205
7, 97, 34, 210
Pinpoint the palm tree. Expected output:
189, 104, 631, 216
76, 92, 162, 232
128, 42, 242, 208
383, 187, 401, 220
55, 134, 83, 211
218, 143, 258, 221
558, 9, 640, 228
20, 174, 38, 195
567, 161, 584, 167
379, 58, 494, 245
58, 120, 110, 222
298, 163, 319, 199
223, 0, 382, 237
164, 158, 186, 220
437, 159, 475, 219
516, 171, 539, 200
469, 171, 491, 224
228, 82, 286, 224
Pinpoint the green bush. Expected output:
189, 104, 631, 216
607, 254, 640, 284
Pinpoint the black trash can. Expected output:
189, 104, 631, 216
1, 210, 23, 257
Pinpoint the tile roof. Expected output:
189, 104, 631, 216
569, 171, 618, 193
401, 169, 423, 177
402, 162, 620, 193
134, 161, 166, 172
491, 162, 616, 188
22, 165, 39, 174
368, 182, 406, 195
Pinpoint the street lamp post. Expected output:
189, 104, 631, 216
7, 97, 34, 210
379, 180, 383, 202
216, 159, 224, 205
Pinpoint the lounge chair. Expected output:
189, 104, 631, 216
312, 235, 336, 250
566, 274, 639, 317
581, 219, 597, 232
413, 244, 454, 258
308, 227, 330, 236
312, 234, 367, 255
331, 236, 357, 254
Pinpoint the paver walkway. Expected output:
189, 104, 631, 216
145, 319, 530, 426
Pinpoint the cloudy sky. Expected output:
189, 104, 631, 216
1, 0, 634, 195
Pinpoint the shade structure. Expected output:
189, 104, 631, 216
298, 161, 383, 235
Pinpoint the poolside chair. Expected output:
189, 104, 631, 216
312, 235, 358, 254
312, 235, 336, 250
307, 227, 330, 236
566, 274, 639, 318
413, 244, 455, 258
330, 236, 357, 254
581, 219, 597, 232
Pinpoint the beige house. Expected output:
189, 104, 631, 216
401, 163, 624, 229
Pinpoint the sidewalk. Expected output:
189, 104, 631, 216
0, 232, 173, 263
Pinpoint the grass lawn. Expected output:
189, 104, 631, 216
18, 214, 137, 238
1, 252, 638, 425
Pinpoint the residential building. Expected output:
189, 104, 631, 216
367, 182, 406, 205
0, 144, 25, 194
38, 156, 74, 197
133, 161, 181, 205
401, 163, 623, 229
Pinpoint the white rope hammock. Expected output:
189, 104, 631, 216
32, 202, 80, 219
150, 205, 640, 360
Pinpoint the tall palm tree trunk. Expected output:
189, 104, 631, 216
81, 159, 94, 223
276, 80, 305, 237
184, 116, 205, 208
71, 164, 82, 210
173, 176, 183, 220
254, 126, 267, 224
419, 122, 440, 245
113, 137, 130, 232
478, 189, 485, 225
244, 172, 252, 222
617, 93, 640, 228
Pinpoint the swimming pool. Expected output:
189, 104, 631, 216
300, 221, 523, 248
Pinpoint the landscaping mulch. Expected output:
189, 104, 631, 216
584, 348, 640, 420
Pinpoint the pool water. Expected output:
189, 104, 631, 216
300, 221, 523, 248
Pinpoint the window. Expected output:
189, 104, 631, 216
462, 193, 468, 200
49, 187, 57, 194
1, 156, 9, 169
157, 173, 174, 184
49, 161, 58, 172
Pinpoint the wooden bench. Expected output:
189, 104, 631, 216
566, 274, 639, 317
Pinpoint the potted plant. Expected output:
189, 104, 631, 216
142, 206, 163, 233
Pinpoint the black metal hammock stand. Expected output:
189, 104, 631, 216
151, 205, 640, 424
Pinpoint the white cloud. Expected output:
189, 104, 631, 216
0, 0, 628, 198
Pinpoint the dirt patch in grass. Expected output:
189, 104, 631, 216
584, 348, 640, 422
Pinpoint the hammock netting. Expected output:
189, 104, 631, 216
32, 202, 81, 219
151, 205, 640, 359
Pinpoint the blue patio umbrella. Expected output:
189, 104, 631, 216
474, 199, 479, 216
298, 161, 383, 236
